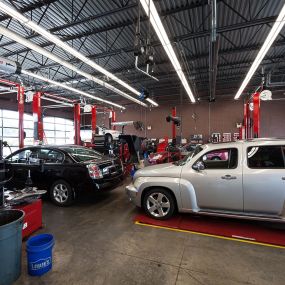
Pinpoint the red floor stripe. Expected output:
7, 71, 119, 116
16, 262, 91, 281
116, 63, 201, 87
134, 212, 285, 247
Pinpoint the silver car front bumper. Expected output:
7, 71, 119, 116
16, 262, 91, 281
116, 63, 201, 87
125, 183, 140, 206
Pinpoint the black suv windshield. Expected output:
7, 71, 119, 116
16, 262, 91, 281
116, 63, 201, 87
175, 145, 204, 166
61, 147, 102, 162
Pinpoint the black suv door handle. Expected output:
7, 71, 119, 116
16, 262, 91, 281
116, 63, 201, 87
221, 175, 237, 180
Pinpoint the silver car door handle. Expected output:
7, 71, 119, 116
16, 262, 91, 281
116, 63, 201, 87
282, 177, 285, 180
221, 175, 237, 180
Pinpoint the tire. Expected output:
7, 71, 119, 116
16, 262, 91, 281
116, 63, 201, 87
105, 134, 113, 145
143, 188, 176, 220
50, 180, 75, 206
211, 156, 221, 161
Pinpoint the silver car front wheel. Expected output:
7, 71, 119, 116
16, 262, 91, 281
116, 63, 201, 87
146, 193, 170, 217
143, 188, 175, 220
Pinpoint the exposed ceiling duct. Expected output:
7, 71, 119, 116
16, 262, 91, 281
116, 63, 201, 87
209, 0, 220, 102
0, 0, 158, 107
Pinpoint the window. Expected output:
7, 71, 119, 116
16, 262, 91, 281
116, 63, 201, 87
43, 116, 73, 145
247, 146, 284, 168
197, 148, 238, 169
61, 147, 102, 162
7, 149, 34, 163
0, 110, 34, 157
38, 149, 64, 164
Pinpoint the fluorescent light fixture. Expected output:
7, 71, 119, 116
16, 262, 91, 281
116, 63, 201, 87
140, 0, 195, 103
41, 96, 73, 107
146, 98, 158, 106
0, 26, 147, 107
0, 0, 158, 107
22, 69, 126, 110
234, 3, 285, 99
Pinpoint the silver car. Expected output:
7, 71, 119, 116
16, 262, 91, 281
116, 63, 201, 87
126, 139, 285, 221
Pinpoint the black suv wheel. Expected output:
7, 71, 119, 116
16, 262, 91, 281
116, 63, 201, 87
50, 180, 75, 206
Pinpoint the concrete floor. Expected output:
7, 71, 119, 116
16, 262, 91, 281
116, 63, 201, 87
15, 181, 285, 285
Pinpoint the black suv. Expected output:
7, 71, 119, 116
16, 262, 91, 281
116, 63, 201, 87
5, 145, 123, 206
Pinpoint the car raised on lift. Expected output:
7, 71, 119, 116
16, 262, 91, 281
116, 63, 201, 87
126, 139, 285, 221
5, 145, 123, 206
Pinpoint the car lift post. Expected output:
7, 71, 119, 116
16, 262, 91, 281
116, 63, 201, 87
17, 85, 25, 148
111, 110, 116, 130
243, 103, 248, 139
33, 91, 44, 143
172, 107, 176, 141
253, 92, 260, 138
74, 103, 81, 145
91, 105, 97, 143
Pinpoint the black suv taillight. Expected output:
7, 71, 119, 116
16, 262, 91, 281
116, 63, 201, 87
87, 164, 103, 179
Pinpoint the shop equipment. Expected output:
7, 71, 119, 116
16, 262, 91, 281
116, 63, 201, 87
26, 233, 55, 276
0, 209, 24, 285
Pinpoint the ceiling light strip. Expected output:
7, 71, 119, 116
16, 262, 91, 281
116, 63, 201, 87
22, 69, 126, 109
234, 3, 285, 99
140, 0, 195, 103
0, 26, 147, 107
0, 1, 159, 107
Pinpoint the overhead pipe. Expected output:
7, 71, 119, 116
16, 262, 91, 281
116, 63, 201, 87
209, 0, 219, 101
135, 56, 159, 81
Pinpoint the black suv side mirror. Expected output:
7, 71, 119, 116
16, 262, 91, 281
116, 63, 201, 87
192, 161, 205, 171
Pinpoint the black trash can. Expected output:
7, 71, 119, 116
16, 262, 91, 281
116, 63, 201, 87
0, 209, 24, 285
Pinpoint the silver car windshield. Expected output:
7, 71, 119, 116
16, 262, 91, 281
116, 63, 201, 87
175, 145, 204, 166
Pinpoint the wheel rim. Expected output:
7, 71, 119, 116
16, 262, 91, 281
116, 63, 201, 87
146, 192, 170, 218
53, 183, 68, 203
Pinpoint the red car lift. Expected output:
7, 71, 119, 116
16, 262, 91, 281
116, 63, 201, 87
74, 103, 81, 145
18, 85, 25, 149
108, 110, 116, 130
172, 107, 176, 140
33, 91, 44, 143
243, 92, 260, 139
91, 105, 97, 143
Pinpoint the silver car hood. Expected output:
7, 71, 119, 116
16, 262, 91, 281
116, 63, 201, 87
134, 163, 182, 179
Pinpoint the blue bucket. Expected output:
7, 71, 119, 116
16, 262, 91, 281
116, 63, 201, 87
26, 234, 55, 276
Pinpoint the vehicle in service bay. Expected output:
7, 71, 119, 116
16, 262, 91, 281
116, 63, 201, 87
5, 145, 123, 206
126, 139, 285, 221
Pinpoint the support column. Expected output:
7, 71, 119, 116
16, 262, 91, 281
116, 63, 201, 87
33, 92, 43, 143
18, 85, 25, 148
111, 110, 116, 130
172, 107, 176, 140
253, 92, 260, 138
74, 103, 81, 145
243, 103, 248, 139
91, 105, 97, 143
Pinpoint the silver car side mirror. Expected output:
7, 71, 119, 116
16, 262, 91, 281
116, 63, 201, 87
192, 161, 205, 171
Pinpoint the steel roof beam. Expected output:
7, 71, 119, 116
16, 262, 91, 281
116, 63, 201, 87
0, 8, 276, 58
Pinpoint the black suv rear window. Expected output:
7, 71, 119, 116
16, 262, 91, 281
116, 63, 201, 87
62, 147, 102, 162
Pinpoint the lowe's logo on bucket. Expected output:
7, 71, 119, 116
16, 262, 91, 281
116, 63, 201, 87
30, 257, 51, 270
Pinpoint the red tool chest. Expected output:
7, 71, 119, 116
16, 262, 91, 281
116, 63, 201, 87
13, 199, 42, 239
